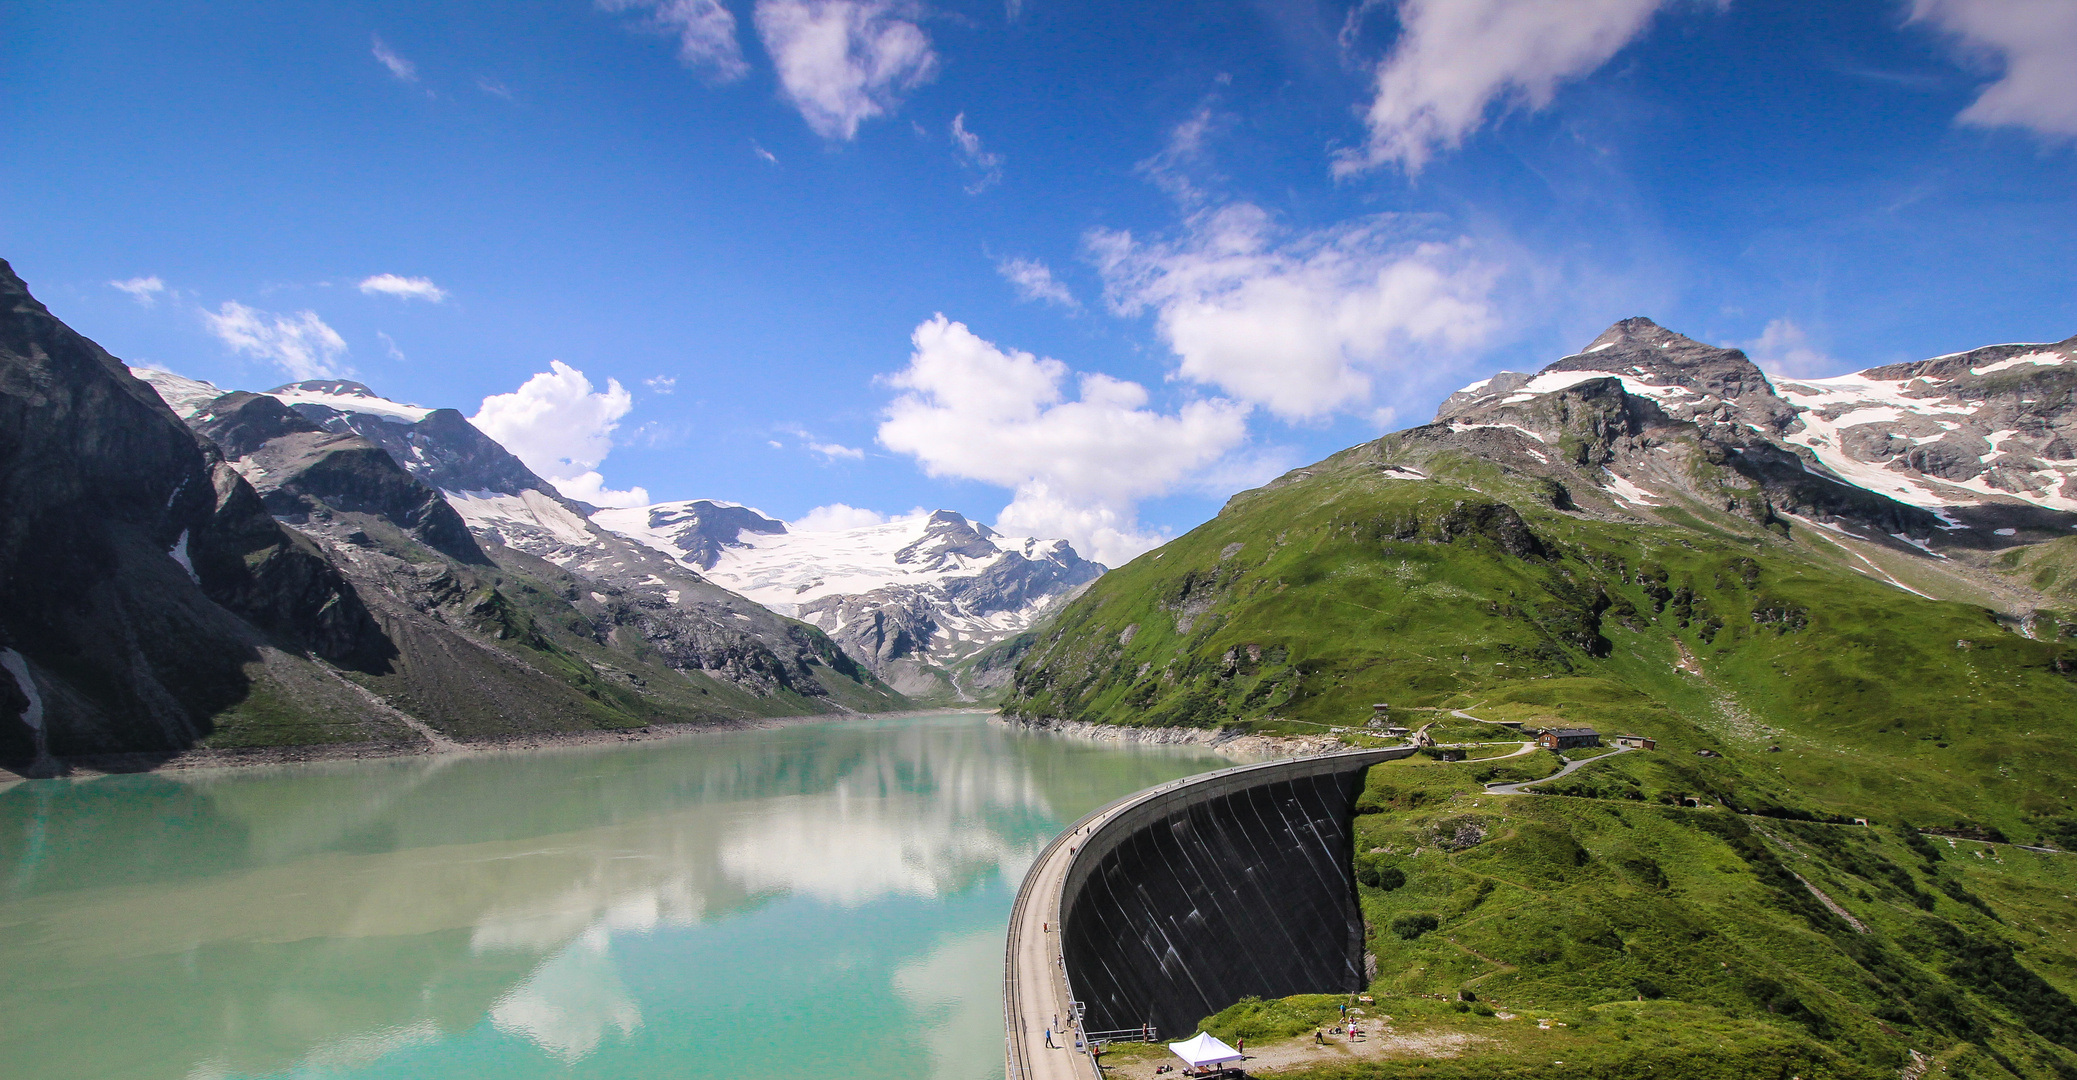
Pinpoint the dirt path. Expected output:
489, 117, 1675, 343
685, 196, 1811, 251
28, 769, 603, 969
1099, 1027, 1486, 1079
1484, 744, 1634, 794
1442, 935, 1517, 986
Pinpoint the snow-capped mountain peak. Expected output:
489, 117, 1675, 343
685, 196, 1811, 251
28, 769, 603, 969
592, 503, 1103, 696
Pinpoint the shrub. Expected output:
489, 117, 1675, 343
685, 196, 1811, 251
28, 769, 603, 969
1354, 854, 1407, 891
1391, 913, 1440, 940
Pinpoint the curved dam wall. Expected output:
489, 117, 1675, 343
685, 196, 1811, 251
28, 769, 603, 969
1058, 748, 1410, 1038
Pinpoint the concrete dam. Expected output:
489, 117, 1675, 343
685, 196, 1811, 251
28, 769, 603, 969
1005, 746, 1413, 1080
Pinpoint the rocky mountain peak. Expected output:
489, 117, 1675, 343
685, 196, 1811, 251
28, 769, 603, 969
190, 391, 327, 459
595, 500, 788, 571
3, 259, 396, 761
194, 391, 489, 566
895, 510, 998, 567
1438, 317, 1793, 437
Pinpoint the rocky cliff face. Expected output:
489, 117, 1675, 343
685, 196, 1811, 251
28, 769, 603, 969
268, 380, 562, 502
194, 391, 487, 564
0, 258, 406, 764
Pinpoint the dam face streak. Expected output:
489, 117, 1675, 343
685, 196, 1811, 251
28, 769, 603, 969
1003, 747, 1410, 1080
1057, 752, 1403, 1038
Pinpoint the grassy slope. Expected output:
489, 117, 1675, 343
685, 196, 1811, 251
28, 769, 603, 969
1996, 536, 2077, 622
1199, 760, 2077, 1079
1003, 451, 2077, 842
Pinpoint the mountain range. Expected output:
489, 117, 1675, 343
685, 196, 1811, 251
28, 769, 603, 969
0, 257, 1107, 771
149, 377, 1104, 700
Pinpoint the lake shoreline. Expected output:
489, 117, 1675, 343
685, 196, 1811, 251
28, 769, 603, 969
0, 706, 991, 785
0, 708, 1353, 787
996, 713, 1355, 760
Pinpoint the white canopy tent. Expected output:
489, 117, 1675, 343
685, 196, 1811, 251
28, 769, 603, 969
1167, 1031, 1243, 1068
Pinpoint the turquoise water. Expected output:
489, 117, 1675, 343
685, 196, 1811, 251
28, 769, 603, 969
0, 712, 1231, 1080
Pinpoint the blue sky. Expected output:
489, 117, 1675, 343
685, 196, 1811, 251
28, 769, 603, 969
4, 0, 2073, 563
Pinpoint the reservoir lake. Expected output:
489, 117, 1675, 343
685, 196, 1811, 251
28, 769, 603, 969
0, 711, 1233, 1080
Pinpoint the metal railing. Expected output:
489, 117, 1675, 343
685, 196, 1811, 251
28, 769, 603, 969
1083, 1026, 1159, 1045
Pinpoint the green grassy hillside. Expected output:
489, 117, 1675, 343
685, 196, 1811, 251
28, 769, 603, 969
1003, 446, 2077, 845
1188, 760, 2077, 1079
1996, 537, 2077, 627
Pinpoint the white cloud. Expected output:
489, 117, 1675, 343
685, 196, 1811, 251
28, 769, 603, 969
1912, 0, 2077, 140
950, 112, 1003, 193
203, 302, 350, 380
1335, 0, 1677, 176
809, 440, 866, 459
1135, 105, 1222, 205
358, 274, 449, 302
877, 316, 1251, 565
378, 331, 407, 361
644, 375, 677, 394
472, 361, 649, 507
372, 36, 418, 83
792, 503, 889, 531
753, 0, 938, 140
1742, 318, 1845, 379
477, 76, 515, 99
1089, 203, 1500, 420
600, 0, 750, 81
752, 140, 780, 164
110, 276, 165, 306
550, 471, 652, 508
995, 256, 1077, 309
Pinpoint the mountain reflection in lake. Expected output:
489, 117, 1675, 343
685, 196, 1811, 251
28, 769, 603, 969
0, 712, 1230, 1080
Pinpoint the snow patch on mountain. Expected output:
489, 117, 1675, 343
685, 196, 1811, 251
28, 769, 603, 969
448, 489, 600, 547
1971, 352, 2067, 377
266, 380, 434, 423
1602, 471, 1662, 507
717, 515, 1027, 614
130, 367, 224, 419
1499, 368, 1701, 406
1775, 353, 2077, 514
1, 648, 46, 731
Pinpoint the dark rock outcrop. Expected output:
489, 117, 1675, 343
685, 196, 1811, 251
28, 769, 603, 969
274, 381, 567, 503
196, 391, 487, 565
0, 258, 396, 761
